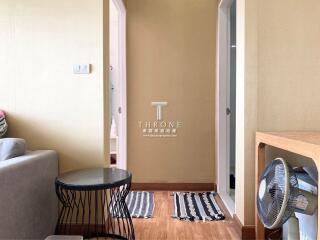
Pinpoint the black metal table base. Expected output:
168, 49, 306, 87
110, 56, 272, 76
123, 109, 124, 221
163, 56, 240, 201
55, 183, 134, 240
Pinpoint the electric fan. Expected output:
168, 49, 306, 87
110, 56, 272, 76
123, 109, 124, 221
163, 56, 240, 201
257, 158, 318, 240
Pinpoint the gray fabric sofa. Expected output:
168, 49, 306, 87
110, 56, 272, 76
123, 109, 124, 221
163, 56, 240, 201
0, 138, 59, 239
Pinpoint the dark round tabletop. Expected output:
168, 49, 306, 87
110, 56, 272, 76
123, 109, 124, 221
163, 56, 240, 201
55, 167, 132, 190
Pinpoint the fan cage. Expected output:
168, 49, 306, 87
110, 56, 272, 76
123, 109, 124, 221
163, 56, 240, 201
257, 158, 299, 229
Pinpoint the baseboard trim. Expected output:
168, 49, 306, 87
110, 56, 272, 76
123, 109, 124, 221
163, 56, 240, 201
233, 214, 255, 240
131, 183, 217, 191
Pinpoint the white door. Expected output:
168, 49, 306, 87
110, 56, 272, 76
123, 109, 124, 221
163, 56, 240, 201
227, 0, 236, 201
216, 0, 236, 214
110, 0, 127, 170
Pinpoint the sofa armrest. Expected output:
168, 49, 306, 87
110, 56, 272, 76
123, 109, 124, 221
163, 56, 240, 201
0, 150, 59, 240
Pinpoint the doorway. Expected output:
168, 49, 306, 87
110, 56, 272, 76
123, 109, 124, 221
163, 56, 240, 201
216, 0, 236, 214
109, 0, 127, 170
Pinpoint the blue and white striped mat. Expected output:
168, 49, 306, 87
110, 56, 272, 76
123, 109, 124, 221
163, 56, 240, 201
172, 192, 225, 221
126, 191, 154, 218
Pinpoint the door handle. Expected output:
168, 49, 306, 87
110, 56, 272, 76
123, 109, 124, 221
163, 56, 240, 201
226, 108, 231, 115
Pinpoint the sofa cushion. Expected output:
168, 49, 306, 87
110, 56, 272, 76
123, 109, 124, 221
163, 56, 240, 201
0, 138, 26, 161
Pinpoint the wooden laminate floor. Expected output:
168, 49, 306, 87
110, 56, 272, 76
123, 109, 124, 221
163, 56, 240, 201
132, 191, 240, 240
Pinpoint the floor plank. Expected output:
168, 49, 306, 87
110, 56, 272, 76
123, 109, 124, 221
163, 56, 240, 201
132, 191, 240, 240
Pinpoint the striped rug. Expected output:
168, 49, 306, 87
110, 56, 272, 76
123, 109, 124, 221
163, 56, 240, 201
126, 191, 154, 218
172, 192, 225, 221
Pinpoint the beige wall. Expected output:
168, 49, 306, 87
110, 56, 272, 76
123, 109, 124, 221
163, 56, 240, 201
238, 0, 320, 225
257, 0, 320, 131
236, 0, 259, 226
0, 0, 109, 173
127, 0, 217, 183
234, 0, 259, 226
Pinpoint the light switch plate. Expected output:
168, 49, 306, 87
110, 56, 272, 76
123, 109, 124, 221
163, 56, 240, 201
73, 64, 91, 74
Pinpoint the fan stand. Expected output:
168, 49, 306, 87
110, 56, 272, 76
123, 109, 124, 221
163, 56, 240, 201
283, 214, 300, 240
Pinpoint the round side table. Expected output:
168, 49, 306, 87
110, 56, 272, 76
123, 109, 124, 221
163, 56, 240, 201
55, 168, 135, 240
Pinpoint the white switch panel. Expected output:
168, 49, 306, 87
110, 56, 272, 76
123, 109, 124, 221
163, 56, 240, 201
73, 64, 91, 74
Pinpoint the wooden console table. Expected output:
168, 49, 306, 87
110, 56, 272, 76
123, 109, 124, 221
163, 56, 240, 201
255, 132, 320, 239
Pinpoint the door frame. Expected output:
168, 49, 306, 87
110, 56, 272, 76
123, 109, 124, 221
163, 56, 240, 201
216, 0, 235, 215
111, 0, 127, 170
